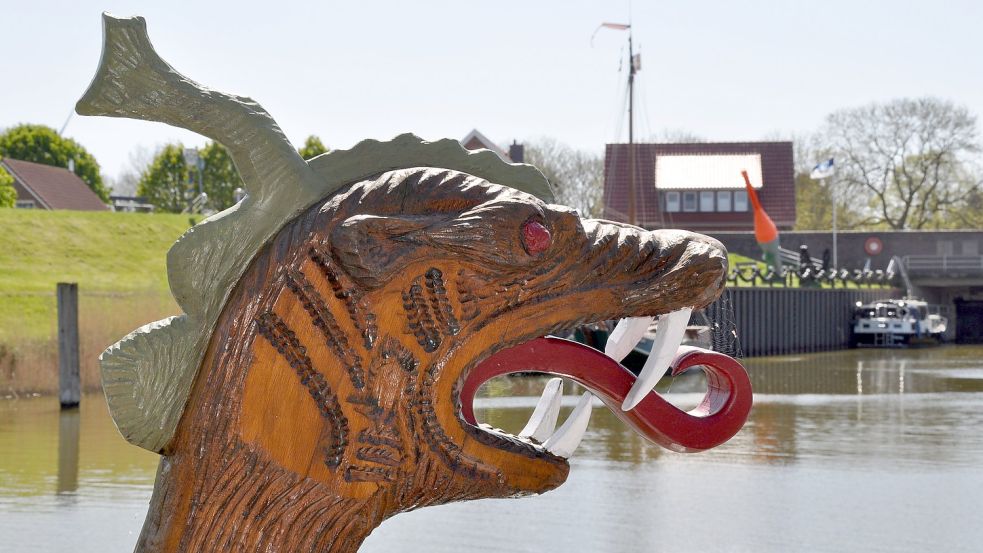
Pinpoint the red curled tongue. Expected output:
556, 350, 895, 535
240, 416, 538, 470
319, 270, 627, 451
461, 337, 752, 453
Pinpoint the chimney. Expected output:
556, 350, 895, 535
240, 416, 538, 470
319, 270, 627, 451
508, 140, 524, 163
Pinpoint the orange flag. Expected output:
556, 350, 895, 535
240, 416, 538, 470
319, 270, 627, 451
742, 170, 780, 268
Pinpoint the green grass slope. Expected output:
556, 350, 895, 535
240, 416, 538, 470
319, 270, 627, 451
1, 210, 191, 394
0, 209, 192, 341
0, 210, 191, 295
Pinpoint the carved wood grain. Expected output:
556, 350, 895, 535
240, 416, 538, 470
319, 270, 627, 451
130, 167, 726, 552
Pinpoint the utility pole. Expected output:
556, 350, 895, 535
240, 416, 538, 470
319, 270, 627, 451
183, 147, 206, 211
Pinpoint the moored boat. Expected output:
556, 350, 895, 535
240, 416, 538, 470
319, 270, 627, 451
850, 298, 946, 347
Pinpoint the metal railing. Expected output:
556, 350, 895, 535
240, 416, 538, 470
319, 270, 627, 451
779, 246, 822, 269
728, 262, 896, 288
887, 256, 913, 297
902, 255, 983, 274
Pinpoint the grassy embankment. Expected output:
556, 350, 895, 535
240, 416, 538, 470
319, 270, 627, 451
0, 209, 193, 396
0, 208, 872, 396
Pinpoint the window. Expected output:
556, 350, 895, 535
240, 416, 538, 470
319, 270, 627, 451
664, 191, 680, 212
716, 191, 732, 212
15, 200, 35, 209
733, 190, 748, 212
682, 191, 697, 212
699, 191, 715, 212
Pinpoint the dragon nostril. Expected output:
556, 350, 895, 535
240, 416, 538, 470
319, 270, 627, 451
521, 220, 551, 255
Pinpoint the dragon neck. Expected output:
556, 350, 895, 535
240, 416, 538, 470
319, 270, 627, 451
133, 450, 386, 552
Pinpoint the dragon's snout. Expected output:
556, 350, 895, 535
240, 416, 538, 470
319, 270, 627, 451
575, 221, 729, 314
449, 207, 748, 495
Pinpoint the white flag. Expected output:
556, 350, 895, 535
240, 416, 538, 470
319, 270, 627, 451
810, 158, 835, 180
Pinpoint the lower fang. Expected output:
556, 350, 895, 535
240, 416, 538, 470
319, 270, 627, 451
543, 392, 593, 458
519, 378, 563, 442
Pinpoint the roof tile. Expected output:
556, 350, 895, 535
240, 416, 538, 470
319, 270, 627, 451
2, 158, 107, 211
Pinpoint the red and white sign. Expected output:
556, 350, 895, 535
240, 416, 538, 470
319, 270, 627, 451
864, 237, 883, 256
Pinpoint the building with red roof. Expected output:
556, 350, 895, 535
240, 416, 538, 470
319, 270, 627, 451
603, 141, 795, 231
1, 158, 108, 211
460, 129, 525, 163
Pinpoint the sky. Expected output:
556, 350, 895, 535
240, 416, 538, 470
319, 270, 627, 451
2, 0, 981, 184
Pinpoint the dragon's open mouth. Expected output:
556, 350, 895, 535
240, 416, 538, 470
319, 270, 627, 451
457, 314, 753, 461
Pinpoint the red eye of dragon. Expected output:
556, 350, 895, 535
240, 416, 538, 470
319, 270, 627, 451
521, 219, 551, 255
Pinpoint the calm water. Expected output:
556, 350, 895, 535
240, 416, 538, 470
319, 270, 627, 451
2, 346, 983, 552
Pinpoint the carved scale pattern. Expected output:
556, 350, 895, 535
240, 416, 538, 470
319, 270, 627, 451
255, 311, 349, 469
381, 336, 419, 396
412, 356, 499, 481
342, 336, 421, 483
309, 245, 378, 350
424, 268, 460, 336
402, 280, 442, 352
285, 268, 366, 389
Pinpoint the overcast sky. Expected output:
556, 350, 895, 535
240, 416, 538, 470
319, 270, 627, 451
2, 0, 981, 183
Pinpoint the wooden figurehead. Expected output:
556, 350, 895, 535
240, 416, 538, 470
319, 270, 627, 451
80, 14, 752, 552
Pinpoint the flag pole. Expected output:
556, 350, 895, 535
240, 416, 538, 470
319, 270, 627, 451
810, 158, 837, 268
829, 176, 837, 268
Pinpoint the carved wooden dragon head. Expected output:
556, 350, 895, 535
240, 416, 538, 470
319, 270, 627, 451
81, 14, 751, 552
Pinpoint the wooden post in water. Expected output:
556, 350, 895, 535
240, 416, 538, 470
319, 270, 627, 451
57, 282, 80, 408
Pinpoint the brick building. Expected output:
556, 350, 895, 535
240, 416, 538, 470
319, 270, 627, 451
460, 129, 524, 163
1, 158, 108, 211
603, 141, 795, 231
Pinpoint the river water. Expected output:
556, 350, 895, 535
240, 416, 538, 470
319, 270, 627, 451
2, 346, 982, 552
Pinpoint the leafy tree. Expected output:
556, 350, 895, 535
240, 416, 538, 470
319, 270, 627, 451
793, 172, 871, 231
0, 164, 15, 208
0, 124, 109, 201
200, 141, 243, 211
824, 98, 981, 230
137, 144, 194, 213
298, 135, 329, 160
525, 138, 604, 217
136, 142, 251, 213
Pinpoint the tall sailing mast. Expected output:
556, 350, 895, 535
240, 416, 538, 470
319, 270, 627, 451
595, 22, 640, 226
627, 28, 637, 226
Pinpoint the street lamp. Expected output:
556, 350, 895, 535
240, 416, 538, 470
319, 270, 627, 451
810, 158, 837, 267
183, 147, 205, 210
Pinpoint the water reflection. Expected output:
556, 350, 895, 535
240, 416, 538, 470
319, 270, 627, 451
0, 394, 158, 502
741, 346, 983, 395
57, 408, 80, 494
1, 346, 982, 552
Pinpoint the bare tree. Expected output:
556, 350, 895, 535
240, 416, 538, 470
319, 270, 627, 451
825, 97, 981, 230
948, 158, 983, 228
524, 138, 604, 217
112, 145, 156, 197
649, 128, 706, 143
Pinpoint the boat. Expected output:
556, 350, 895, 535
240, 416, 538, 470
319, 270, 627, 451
850, 298, 947, 347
